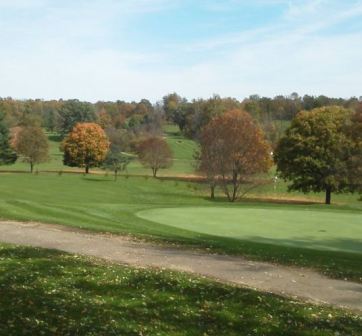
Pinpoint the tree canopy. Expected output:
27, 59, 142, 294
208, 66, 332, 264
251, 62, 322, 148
62, 123, 109, 174
103, 152, 132, 180
57, 100, 97, 137
15, 126, 49, 172
199, 109, 272, 202
347, 104, 362, 193
0, 111, 17, 166
137, 136, 173, 177
274, 106, 358, 204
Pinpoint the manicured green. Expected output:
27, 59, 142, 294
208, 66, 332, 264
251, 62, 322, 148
138, 207, 362, 254
0, 243, 361, 336
0, 173, 361, 283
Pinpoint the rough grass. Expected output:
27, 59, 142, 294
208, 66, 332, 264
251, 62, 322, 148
0, 243, 361, 336
0, 173, 361, 283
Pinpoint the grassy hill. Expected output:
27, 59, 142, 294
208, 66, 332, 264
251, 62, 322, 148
126, 124, 199, 176
1, 125, 199, 176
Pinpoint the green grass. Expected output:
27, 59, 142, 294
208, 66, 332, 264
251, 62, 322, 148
138, 207, 362, 254
2, 126, 199, 176
0, 173, 361, 283
1, 133, 65, 172
0, 243, 361, 336
126, 124, 199, 175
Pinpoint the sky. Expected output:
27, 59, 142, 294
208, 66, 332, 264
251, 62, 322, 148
0, 0, 361, 102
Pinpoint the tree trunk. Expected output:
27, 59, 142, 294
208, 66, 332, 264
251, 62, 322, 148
210, 184, 215, 199
152, 168, 157, 177
114, 169, 118, 181
325, 187, 332, 205
230, 171, 238, 202
30, 162, 34, 173
85, 165, 89, 174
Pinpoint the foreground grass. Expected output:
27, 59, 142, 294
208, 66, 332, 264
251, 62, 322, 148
0, 174, 361, 283
0, 244, 361, 336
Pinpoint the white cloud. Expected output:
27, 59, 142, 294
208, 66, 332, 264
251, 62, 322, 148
0, 0, 361, 101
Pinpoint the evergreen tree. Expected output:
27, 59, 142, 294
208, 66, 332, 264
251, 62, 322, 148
0, 111, 17, 165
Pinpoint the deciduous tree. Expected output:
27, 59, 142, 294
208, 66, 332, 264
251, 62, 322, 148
103, 152, 132, 180
199, 109, 272, 202
137, 137, 173, 177
15, 126, 49, 172
103, 127, 132, 180
0, 111, 17, 166
274, 106, 355, 204
57, 100, 96, 137
347, 104, 362, 193
62, 123, 109, 174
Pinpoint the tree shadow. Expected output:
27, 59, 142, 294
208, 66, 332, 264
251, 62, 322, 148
82, 176, 113, 182
47, 134, 62, 142
240, 236, 362, 255
0, 245, 360, 335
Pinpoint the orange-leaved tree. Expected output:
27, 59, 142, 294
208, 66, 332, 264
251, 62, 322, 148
62, 123, 109, 174
137, 136, 173, 177
199, 109, 272, 201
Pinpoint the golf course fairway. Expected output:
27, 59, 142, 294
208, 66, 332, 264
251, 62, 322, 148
137, 207, 362, 254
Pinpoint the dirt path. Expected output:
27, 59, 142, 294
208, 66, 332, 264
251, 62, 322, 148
0, 220, 361, 312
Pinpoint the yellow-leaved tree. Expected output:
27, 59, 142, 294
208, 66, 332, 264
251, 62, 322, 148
62, 123, 109, 174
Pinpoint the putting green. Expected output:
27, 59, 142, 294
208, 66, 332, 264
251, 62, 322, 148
137, 207, 362, 254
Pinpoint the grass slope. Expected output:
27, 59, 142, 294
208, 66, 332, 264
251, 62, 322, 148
0, 173, 360, 282
126, 124, 199, 175
1, 126, 199, 176
0, 243, 361, 336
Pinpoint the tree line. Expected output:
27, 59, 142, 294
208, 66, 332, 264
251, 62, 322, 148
1, 93, 360, 145
0, 94, 361, 204
0, 110, 173, 179
0, 98, 162, 136
163, 93, 361, 148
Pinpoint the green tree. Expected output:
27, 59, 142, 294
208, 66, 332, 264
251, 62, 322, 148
163, 93, 186, 121
57, 100, 96, 137
0, 111, 17, 165
15, 126, 49, 172
103, 151, 132, 180
274, 106, 355, 204
347, 104, 362, 193
103, 127, 132, 180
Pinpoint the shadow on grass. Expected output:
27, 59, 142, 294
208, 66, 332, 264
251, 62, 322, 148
140, 227, 362, 283
0, 245, 361, 336
81, 176, 113, 182
202, 196, 321, 206
241, 236, 362, 255
48, 134, 62, 142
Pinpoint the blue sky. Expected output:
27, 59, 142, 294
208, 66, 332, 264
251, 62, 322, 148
0, 0, 361, 102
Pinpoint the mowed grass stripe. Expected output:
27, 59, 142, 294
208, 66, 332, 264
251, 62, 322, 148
0, 173, 361, 282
